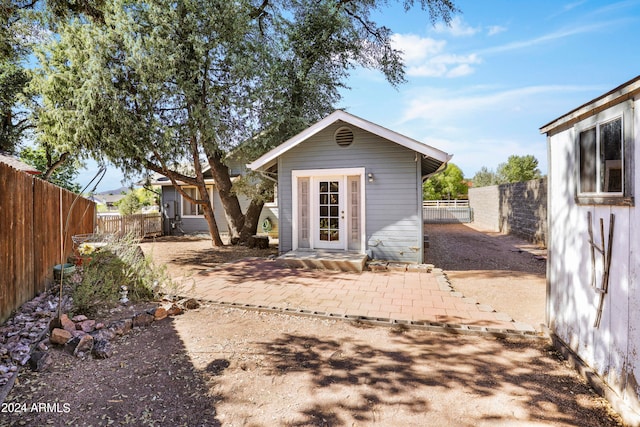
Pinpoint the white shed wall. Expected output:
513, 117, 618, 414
548, 98, 640, 418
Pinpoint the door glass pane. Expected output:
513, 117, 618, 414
318, 180, 340, 242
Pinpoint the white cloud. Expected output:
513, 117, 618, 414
391, 34, 481, 78
479, 21, 618, 55
433, 16, 480, 37
391, 34, 445, 63
487, 25, 507, 36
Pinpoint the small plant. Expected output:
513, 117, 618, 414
77, 243, 97, 256
71, 233, 173, 316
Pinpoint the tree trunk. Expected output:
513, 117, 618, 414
202, 200, 224, 247
239, 198, 266, 241
206, 151, 246, 240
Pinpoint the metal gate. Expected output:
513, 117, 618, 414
422, 200, 473, 223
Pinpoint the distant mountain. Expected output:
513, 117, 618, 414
95, 186, 131, 196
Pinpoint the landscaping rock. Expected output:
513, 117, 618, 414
167, 304, 184, 316
9, 343, 31, 366
64, 337, 81, 355
181, 298, 200, 310
28, 351, 52, 372
71, 315, 88, 323
109, 319, 132, 336
90, 329, 116, 342
76, 319, 96, 333
74, 335, 94, 357
132, 312, 155, 328
59, 314, 77, 333
92, 339, 113, 359
50, 328, 72, 345
152, 307, 168, 321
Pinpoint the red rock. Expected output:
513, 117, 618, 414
167, 304, 184, 316
50, 328, 72, 345
132, 313, 154, 328
59, 314, 76, 333
76, 319, 96, 333
153, 307, 167, 321
71, 315, 88, 322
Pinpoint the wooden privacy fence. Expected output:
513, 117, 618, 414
0, 162, 95, 323
96, 213, 162, 238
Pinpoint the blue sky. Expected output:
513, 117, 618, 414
80, 0, 640, 191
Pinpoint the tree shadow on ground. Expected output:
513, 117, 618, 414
3, 317, 221, 426
258, 325, 620, 426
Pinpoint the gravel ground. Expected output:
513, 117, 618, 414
1, 231, 625, 426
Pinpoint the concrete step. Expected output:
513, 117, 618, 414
276, 250, 368, 273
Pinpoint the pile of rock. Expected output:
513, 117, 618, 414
0, 291, 201, 390
42, 299, 199, 367
0, 291, 70, 388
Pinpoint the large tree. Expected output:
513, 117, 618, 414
423, 163, 467, 200
496, 154, 542, 184
34, 0, 459, 245
0, 0, 38, 153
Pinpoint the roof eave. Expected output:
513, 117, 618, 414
247, 110, 452, 171
540, 75, 640, 135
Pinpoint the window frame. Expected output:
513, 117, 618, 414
180, 186, 213, 218
574, 100, 634, 206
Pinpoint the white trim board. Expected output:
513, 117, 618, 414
248, 110, 452, 171
291, 168, 366, 253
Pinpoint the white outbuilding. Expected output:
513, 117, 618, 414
540, 75, 640, 425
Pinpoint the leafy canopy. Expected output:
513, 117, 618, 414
472, 155, 542, 187
423, 163, 468, 200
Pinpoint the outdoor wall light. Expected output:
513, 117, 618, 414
367, 173, 374, 183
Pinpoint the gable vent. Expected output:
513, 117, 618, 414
335, 127, 354, 147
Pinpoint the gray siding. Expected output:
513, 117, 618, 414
161, 185, 279, 237
278, 121, 422, 263
160, 186, 230, 235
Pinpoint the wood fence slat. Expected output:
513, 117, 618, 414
96, 213, 162, 239
0, 163, 96, 323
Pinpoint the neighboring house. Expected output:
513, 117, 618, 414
152, 163, 278, 237
248, 110, 452, 263
0, 152, 41, 175
540, 75, 640, 425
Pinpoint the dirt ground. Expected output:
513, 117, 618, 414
2, 231, 625, 426
424, 223, 547, 330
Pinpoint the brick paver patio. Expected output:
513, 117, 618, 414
176, 258, 536, 333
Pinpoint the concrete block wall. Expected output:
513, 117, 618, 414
469, 177, 547, 246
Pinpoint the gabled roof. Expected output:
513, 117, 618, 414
0, 152, 41, 175
540, 75, 640, 136
247, 110, 452, 176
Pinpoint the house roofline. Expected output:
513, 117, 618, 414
247, 110, 452, 171
540, 74, 640, 135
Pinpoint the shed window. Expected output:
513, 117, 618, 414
578, 117, 622, 194
575, 101, 633, 206
181, 186, 212, 217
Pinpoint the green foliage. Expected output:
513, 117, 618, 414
423, 163, 468, 200
496, 154, 542, 183
115, 188, 158, 215
19, 145, 82, 192
472, 155, 542, 187
71, 235, 168, 316
33, 0, 459, 241
472, 166, 498, 188
116, 191, 141, 215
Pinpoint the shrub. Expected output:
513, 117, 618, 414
71, 234, 170, 316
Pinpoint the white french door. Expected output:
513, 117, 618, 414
292, 168, 365, 253
313, 177, 345, 249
